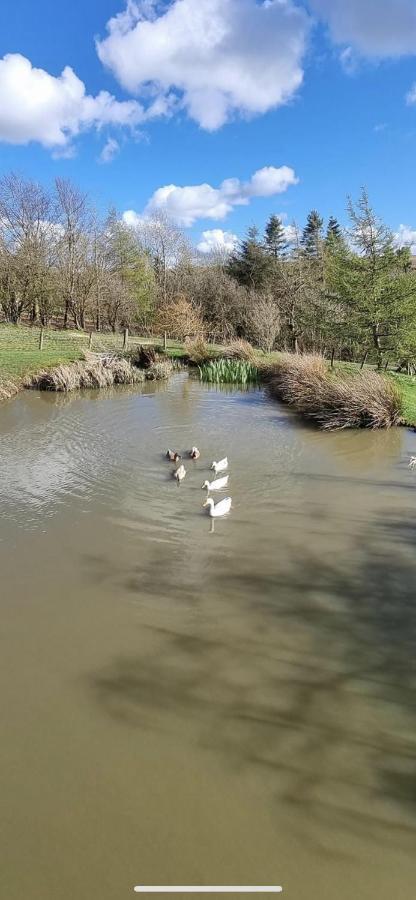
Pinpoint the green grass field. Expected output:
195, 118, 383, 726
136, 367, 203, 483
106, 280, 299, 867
0, 324, 181, 386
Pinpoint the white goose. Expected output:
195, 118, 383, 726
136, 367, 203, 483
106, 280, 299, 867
211, 457, 228, 475
203, 496, 232, 518
201, 475, 229, 492
173, 464, 186, 484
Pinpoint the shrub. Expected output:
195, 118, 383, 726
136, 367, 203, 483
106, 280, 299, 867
267, 353, 403, 429
245, 295, 281, 353
154, 295, 205, 341
184, 338, 218, 365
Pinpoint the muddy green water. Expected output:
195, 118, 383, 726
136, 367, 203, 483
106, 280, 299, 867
1, 374, 416, 899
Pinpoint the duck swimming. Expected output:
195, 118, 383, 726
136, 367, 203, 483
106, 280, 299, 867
166, 449, 181, 462
211, 457, 228, 475
201, 475, 229, 492
189, 447, 201, 459
173, 464, 186, 484
203, 496, 232, 517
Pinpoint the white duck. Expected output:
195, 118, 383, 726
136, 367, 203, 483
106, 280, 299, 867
203, 496, 232, 518
201, 475, 229, 492
173, 464, 186, 484
211, 457, 228, 475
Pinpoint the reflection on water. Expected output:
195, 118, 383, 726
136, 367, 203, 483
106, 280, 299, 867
1, 374, 416, 900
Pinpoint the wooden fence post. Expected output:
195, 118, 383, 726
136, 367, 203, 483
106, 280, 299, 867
164, 330, 167, 351
89, 332, 93, 350
360, 350, 368, 370
39, 327, 44, 350
123, 327, 129, 350
330, 348, 335, 369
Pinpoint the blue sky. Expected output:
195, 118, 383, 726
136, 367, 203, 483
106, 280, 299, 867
1, 0, 416, 253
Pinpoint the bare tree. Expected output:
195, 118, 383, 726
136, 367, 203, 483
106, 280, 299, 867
154, 294, 204, 341
0, 173, 54, 323
134, 211, 191, 303
54, 178, 94, 328
246, 294, 281, 353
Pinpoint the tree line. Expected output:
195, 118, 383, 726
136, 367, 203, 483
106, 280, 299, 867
1, 172, 415, 367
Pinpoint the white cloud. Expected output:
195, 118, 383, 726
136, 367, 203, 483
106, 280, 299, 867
123, 209, 144, 229
310, 0, 416, 58
97, 0, 310, 130
406, 83, 416, 105
394, 224, 416, 254
99, 137, 120, 163
197, 228, 239, 254
141, 165, 298, 226
0, 53, 150, 150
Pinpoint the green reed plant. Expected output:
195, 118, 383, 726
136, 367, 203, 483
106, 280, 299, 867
198, 358, 260, 385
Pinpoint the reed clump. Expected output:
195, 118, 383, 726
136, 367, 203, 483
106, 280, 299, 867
267, 353, 403, 429
145, 359, 173, 380
0, 376, 19, 401
26, 354, 145, 392
222, 339, 256, 361
184, 338, 218, 365
198, 358, 260, 385
26, 351, 173, 392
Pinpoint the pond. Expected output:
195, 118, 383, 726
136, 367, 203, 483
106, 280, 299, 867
1, 373, 416, 900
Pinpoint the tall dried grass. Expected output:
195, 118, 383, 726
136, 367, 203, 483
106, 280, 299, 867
26, 354, 146, 392
26, 352, 173, 392
184, 338, 217, 365
0, 377, 19, 401
267, 353, 403, 429
222, 339, 256, 361
145, 359, 173, 380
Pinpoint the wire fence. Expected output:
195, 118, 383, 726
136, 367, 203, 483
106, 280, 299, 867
0, 325, 185, 354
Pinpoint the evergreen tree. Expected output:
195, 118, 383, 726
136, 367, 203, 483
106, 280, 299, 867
326, 216, 342, 243
302, 210, 324, 257
227, 225, 271, 290
264, 214, 288, 258
327, 188, 416, 366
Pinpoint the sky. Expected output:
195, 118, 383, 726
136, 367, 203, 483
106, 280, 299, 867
1, 0, 416, 254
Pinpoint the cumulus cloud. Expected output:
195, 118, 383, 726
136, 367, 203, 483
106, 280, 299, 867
122, 209, 145, 229
310, 0, 416, 58
197, 229, 239, 254
97, 0, 310, 130
394, 224, 416, 254
140, 165, 298, 226
99, 137, 120, 163
0, 53, 150, 150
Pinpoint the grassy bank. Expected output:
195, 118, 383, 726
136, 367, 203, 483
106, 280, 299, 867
0, 324, 179, 398
1, 324, 416, 426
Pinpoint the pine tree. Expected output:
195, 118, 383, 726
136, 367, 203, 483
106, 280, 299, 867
264, 214, 288, 258
301, 210, 324, 257
227, 225, 271, 290
327, 188, 416, 366
326, 216, 342, 243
